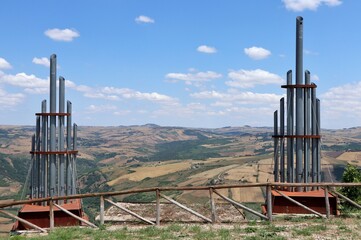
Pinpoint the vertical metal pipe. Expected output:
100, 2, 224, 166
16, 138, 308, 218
49, 54, 57, 197
41, 100, 47, 199
316, 99, 321, 183
35, 116, 41, 199
311, 87, 317, 187
59, 77, 65, 200
286, 70, 294, 183
280, 98, 285, 182
296, 17, 303, 82
66, 101, 72, 196
72, 123, 78, 194
31, 135, 35, 199
304, 71, 311, 190
295, 16, 304, 189
274, 111, 279, 182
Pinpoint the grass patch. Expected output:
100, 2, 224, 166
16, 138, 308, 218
292, 224, 327, 237
7, 217, 361, 240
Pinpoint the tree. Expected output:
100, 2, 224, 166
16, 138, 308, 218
340, 164, 361, 206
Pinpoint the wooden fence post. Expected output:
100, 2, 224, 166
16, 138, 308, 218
324, 186, 330, 219
209, 188, 217, 223
49, 199, 54, 230
266, 184, 273, 222
100, 195, 105, 225
156, 189, 160, 226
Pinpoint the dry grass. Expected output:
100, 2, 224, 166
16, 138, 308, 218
337, 151, 361, 164
108, 161, 193, 186
224, 164, 258, 182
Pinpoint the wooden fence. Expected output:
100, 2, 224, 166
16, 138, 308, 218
1, 182, 361, 233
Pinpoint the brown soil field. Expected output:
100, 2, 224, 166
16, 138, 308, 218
337, 151, 361, 163
108, 161, 193, 185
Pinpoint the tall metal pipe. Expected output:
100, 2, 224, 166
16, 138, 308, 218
295, 16, 304, 189
316, 99, 321, 183
304, 70, 311, 188
311, 86, 317, 188
35, 116, 41, 199
49, 54, 57, 197
66, 101, 72, 196
286, 70, 294, 183
280, 98, 285, 182
72, 123, 78, 194
31, 135, 35, 199
41, 100, 47, 199
274, 111, 279, 182
59, 77, 65, 200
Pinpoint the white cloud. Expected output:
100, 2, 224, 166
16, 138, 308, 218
102, 87, 176, 103
135, 15, 155, 24
166, 70, 222, 86
114, 110, 131, 116
0, 72, 79, 94
283, 0, 342, 12
0, 58, 12, 69
0, 72, 49, 94
86, 104, 117, 113
191, 89, 282, 105
244, 47, 271, 60
32, 57, 50, 67
226, 69, 283, 88
304, 49, 319, 55
311, 74, 320, 81
44, 28, 80, 42
82, 86, 178, 105
197, 45, 217, 54
84, 92, 120, 101
0, 88, 24, 108
321, 81, 361, 126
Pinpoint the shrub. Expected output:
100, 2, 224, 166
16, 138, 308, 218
339, 164, 361, 206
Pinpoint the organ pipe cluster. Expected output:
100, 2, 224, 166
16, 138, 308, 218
273, 17, 321, 191
30, 54, 78, 200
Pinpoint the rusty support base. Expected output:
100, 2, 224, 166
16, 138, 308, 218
11, 199, 87, 231
263, 190, 339, 215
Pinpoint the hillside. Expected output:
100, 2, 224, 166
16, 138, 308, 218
1, 124, 361, 206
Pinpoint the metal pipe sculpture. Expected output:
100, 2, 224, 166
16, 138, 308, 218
280, 97, 285, 183
29, 54, 78, 201
295, 16, 304, 190
286, 70, 294, 183
274, 111, 279, 182
273, 17, 321, 191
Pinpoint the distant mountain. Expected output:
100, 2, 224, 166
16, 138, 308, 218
1, 124, 361, 202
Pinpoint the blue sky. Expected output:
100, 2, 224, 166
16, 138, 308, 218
0, 0, 360, 128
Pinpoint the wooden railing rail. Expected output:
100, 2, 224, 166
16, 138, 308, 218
1, 182, 361, 232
